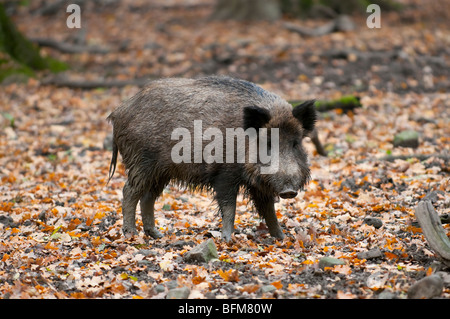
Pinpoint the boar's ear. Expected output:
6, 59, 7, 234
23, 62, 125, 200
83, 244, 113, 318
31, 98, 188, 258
292, 100, 317, 133
243, 105, 271, 130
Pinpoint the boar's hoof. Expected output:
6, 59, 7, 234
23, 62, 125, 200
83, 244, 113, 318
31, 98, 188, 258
270, 229, 285, 240
122, 227, 138, 238
144, 227, 163, 239
221, 232, 233, 243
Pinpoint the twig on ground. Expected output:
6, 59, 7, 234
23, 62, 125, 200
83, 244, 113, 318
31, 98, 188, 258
41, 76, 150, 89
31, 38, 111, 54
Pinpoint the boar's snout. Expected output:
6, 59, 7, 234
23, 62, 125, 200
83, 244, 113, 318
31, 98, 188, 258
279, 188, 298, 199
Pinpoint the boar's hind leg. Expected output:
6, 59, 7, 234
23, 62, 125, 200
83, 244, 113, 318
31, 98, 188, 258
122, 181, 141, 237
140, 183, 166, 239
250, 189, 285, 239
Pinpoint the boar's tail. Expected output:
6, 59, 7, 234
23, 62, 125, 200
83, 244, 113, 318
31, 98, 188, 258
107, 141, 118, 184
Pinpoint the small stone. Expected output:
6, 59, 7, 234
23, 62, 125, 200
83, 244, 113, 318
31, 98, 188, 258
318, 257, 346, 270
366, 271, 388, 289
137, 260, 152, 266
154, 284, 166, 293
134, 249, 157, 257
183, 238, 218, 263
335, 15, 355, 32
393, 130, 419, 148
377, 290, 397, 299
357, 248, 383, 260
260, 285, 277, 293
166, 280, 178, 290
166, 287, 190, 299
364, 217, 383, 229
407, 274, 443, 299
0, 215, 17, 228
172, 240, 195, 249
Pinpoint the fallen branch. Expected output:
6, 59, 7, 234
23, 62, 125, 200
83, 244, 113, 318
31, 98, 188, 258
31, 37, 111, 54
414, 200, 450, 267
412, 214, 450, 227
33, 0, 82, 16
380, 153, 449, 162
356, 153, 450, 164
284, 20, 336, 37
41, 76, 149, 89
284, 15, 355, 37
309, 129, 328, 156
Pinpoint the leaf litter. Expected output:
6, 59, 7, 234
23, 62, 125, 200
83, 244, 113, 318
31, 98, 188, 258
0, 0, 449, 299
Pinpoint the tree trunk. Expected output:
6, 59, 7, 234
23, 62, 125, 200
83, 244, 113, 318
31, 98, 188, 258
0, 3, 67, 77
211, 0, 281, 21
0, 3, 48, 70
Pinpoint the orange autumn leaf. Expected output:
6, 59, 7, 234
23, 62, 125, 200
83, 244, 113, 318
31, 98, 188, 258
1, 174, 16, 184
332, 264, 352, 275
192, 276, 206, 285
43, 242, 59, 250
406, 225, 422, 234
384, 251, 399, 261
111, 283, 127, 294
240, 284, 260, 294
0, 202, 14, 212
217, 269, 239, 282
70, 292, 86, 299
91, 236, 102, 246
174, 220, 190, 228
271, 280, 283, 289
85, 217, 93, 227
337, 290, 357, 299
67, 218, 82, 231
94, 211, 106, 220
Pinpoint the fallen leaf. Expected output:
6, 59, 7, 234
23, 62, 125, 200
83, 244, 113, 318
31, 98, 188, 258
216, 269, 239, 282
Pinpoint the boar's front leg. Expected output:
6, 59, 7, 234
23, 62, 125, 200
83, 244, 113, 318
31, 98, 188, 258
220, 199, 237, 242
250, 189, 285, 239
214, 178, 239, 242
140, 186, 165, 239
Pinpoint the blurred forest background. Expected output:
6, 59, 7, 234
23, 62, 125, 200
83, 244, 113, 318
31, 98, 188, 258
1, 0, 449, 92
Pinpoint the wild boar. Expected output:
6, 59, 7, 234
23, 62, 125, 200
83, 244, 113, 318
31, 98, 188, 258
107, 76, 316, 241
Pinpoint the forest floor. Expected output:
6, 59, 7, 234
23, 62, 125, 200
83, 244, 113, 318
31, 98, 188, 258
0, 0, 449, 299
